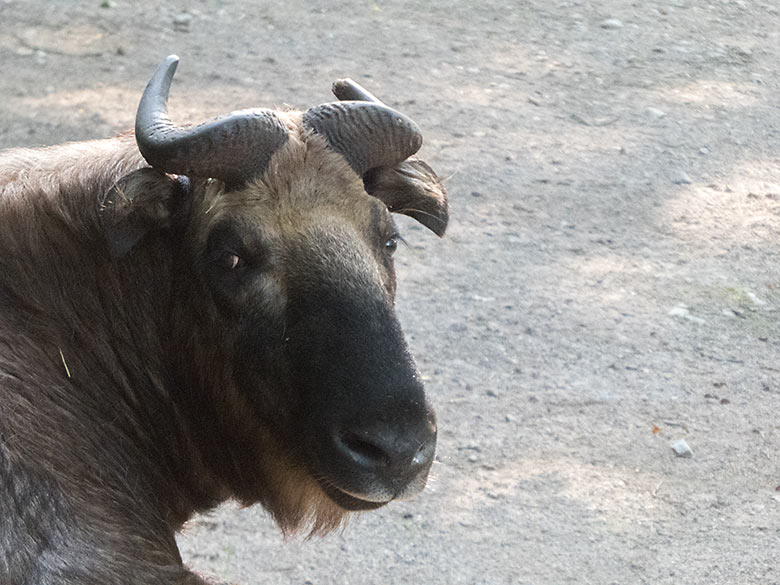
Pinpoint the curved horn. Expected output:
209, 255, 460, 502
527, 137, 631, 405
331, 79, 449, 237
332, 78, 384, 104
135, 55, 289, 186
302, 101, 422, 177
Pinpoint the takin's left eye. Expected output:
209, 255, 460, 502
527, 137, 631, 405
385, 235, 399, 254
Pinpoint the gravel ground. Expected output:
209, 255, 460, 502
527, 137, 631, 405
1, 1, 779, 584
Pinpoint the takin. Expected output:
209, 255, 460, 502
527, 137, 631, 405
0, 55, 448, 585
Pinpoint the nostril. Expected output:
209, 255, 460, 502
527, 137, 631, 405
412, 436, 436, 467
339, 431, 391, 467
337, 426, 437, 472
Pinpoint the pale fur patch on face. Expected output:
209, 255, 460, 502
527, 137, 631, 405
259, 128, 394, 292
188, 121, 392, 300
184, 123, 369, 236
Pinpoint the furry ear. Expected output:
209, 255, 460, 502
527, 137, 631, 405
98, 168, 181, 257
363, 156, 448, 237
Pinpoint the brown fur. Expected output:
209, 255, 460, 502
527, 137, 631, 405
0, 135, 221, 582
0, 104, 443, 583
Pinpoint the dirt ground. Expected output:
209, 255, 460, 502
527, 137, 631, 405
1, 1, 779, 584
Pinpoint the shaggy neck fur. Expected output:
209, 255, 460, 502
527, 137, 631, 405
0, 136, 218, 539
0, 131, 354, 541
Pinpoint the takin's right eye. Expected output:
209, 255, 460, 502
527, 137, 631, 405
205, 221, 254, 273
214, 250, 244, 271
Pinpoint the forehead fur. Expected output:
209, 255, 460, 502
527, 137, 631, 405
188, 112, 374, 239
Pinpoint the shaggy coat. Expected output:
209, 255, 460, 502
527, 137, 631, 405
0, 114, 445, 584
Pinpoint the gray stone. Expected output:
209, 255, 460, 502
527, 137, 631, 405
173, 13, 193, 32
671, 170, 692, 185
645, 107, 666, 119
670, 438, 693, 458
600, 18, 624, 29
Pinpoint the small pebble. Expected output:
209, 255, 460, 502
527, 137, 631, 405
645, 107, 666, 119
670, 438, 693, 458
746, 292, 766, 306
173, 12, 193, 32
668, 304, 689, 317
668, 303, 706, 324
600, 18, 624, 29
671, 170, 692, 185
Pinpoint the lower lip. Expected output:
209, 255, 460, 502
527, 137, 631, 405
323, 484, 392, 511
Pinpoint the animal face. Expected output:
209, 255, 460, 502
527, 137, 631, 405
183, 133, 434, 519
102, 57, 447, 533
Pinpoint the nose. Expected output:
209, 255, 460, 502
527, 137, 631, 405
335, 418, 437, 479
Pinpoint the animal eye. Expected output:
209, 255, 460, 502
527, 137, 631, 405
385, 235, 399, 254
216, 251, 243, 270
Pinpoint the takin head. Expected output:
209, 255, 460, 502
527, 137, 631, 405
100, 56, 448, 534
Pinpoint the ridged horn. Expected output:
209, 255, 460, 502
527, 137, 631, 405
302, 101, 422, 177
135, 55, 289, 186
332, 78, 449, 238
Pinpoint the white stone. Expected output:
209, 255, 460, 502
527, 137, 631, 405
600, 18, 624, 29
670, 438, 693, 458
645, 107, 666, 119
